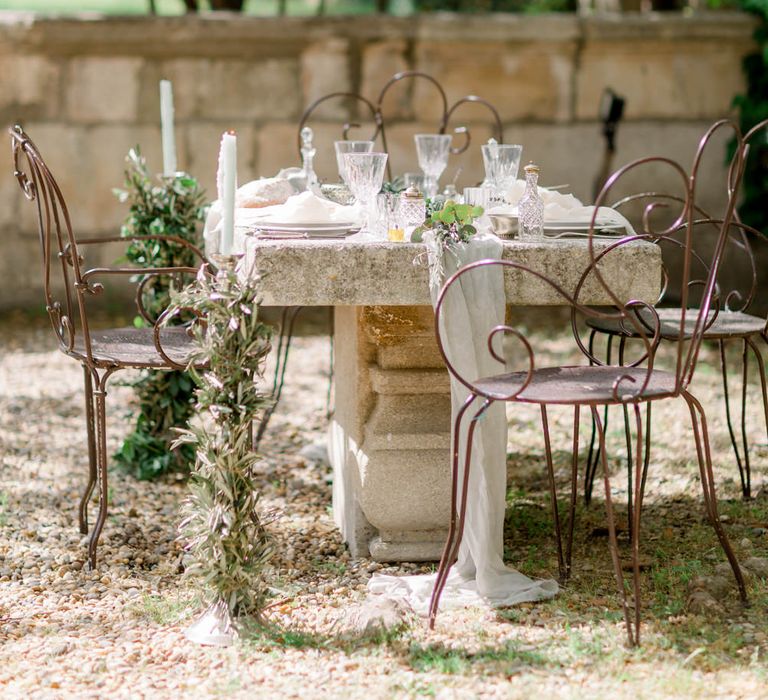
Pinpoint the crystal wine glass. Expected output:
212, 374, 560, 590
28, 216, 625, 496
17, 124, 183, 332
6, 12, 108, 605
481, 142, 523, 206
335, 140, 375, 185
343, 152, 389, 238
414, 134, 452, 198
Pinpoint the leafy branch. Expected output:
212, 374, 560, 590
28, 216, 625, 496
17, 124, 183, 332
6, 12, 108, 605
172, 265, 275, 626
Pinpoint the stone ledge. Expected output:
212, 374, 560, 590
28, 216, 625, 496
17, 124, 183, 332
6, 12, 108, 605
369, 366, 450, 395
0, 12, 754, 57
243, 237, 662, 307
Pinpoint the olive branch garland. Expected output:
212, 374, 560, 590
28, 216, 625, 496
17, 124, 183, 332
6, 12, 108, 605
169, 264, 275, 626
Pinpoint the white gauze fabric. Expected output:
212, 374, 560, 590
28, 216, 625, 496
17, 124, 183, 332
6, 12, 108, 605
367, 231, 558, 615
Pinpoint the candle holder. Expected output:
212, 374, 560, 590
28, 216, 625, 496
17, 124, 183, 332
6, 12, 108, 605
211, 252, 243, 271
185, 599, 237, 647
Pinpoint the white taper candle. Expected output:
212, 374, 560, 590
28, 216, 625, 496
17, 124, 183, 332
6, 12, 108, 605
159, 80, 177, 177
219, 130, 237, 256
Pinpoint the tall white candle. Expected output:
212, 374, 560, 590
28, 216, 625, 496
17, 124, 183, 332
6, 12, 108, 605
219, 130, 237, 256
159, 80, 177, 177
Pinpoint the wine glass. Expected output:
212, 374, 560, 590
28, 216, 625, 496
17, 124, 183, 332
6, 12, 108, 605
481, 142, 523, 206
343, 152, 389, 238
414, 134, 452, 198
335, 140, 375, 185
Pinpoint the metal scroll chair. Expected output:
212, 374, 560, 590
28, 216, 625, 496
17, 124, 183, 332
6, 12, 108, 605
9, 125, 209, 569
254, 72, 505, 446
298, 70, 504, 181
583, 117, 768, 504
427, 120, 749, 646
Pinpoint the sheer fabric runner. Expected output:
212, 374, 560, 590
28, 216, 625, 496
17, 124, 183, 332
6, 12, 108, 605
368, 232, 558, 616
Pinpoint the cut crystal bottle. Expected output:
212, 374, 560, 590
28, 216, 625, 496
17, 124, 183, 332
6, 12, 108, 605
518, 163, 544, 240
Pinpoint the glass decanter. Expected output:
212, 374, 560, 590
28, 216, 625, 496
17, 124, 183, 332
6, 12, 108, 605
518, 163, 544, 240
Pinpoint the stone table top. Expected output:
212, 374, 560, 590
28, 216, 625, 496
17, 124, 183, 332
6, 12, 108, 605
242, 236, 661, 307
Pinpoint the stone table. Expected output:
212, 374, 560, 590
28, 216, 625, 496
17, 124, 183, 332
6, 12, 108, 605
243, 238, 661, 561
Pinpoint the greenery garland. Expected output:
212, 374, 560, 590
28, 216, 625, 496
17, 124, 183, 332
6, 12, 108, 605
172, 263, 275, 628
112, 149, 208, 480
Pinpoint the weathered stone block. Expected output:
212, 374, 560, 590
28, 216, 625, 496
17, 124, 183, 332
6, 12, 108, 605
361, 40, 411, 119
300, 39, 351, 120
65, 57, 143, 123
576, 41, 746, 120
0, 55, 60, 121
414, 41, 576, 123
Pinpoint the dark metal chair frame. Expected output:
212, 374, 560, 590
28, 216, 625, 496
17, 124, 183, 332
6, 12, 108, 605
253, 71, 506, 447
583, 118, 768, 503
10, 125, 209, 569
298, 70, 505, 181
428, 120, 749, 646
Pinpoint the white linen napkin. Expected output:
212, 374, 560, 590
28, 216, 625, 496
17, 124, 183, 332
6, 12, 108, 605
489, 180, 635, 235
367, 229, 559, 615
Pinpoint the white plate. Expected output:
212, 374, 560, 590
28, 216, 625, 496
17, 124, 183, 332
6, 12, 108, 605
255, 221, 358, 231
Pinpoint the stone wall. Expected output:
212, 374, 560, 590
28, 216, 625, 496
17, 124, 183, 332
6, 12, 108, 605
0, 11, 756, 310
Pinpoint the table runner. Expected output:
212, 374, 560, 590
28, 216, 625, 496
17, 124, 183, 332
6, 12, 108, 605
368, 231, 558, 615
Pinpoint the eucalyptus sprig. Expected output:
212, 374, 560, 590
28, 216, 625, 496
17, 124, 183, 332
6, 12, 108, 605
112, 147, 208, 481
172, 265, 275, 627
411, 200, 484, 245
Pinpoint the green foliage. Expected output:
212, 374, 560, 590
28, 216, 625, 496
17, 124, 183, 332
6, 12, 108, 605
413, 0, 575, 11
172, 265, 274, 624
732, 0, 768, 237
112, 148, 207, 480
411, 199, 484, 245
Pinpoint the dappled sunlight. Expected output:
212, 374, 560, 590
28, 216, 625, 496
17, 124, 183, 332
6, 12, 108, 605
0, 314, 767, 697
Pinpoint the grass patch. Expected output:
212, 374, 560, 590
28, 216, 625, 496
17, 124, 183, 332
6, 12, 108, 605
408, 640, 550, 676
131, 592, 195, 625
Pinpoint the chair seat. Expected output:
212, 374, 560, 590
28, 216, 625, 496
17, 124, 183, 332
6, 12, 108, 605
473, 365, 678, 405
587, 308, 765, 341
71, 326, 202, 369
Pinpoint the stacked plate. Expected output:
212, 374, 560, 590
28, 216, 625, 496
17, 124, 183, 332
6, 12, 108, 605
251, 221, 360, 240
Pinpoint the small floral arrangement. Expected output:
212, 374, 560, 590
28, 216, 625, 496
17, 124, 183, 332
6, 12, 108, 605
411, 200, 484, 245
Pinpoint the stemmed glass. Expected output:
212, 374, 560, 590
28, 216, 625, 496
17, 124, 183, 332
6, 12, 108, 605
414, 134, 452, 198
481, 142, 523, 206
335, 140, 375, 185
343, 152, 389, 238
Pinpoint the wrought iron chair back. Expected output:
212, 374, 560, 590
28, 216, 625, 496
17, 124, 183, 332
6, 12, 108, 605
10, 124, 208, 569
428, 119, 748, 645
298, 70, 504, 180
12, 124, 84, 357
579, 119, 767, 500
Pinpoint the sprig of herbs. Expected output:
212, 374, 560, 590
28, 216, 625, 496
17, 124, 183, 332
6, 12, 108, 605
112, 147, 208, 481
411, 200, 484, 245
172, 265, 275, 627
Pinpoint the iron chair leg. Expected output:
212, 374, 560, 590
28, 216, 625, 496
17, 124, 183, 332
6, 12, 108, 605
683, 391, 748, 604
87, 368, 116, 570
428, 396, 491, 629
746, 336, 768, 493
254, 305, 303, 449
541, 405, 566, 583
78, 365, 98, 535
565, 405, 580, 581
592, 405, 635, 646
719, 339, 751, 499
585, 333, 613, 505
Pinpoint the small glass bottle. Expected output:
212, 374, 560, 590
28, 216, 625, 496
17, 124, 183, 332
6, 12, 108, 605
300, 126, 321, 194
518, 163, 544, 239
399, 186, 426, 238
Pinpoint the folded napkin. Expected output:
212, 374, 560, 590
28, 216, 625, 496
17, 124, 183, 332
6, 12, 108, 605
204, 189, 360, 256
489, 179, 635, 235
247, 190, 359, 225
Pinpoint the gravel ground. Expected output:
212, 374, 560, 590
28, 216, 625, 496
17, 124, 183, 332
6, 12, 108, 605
0, 312, 767, 699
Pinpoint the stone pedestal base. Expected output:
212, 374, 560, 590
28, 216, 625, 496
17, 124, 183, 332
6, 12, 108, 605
329, 304, 451, 561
